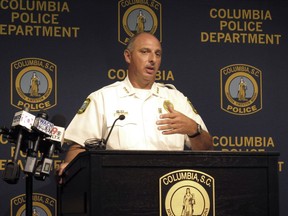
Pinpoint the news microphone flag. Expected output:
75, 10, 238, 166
11, 110, 35, 130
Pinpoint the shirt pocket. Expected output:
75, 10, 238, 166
105, 112, 138, 149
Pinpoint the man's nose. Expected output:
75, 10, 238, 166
148, 53, 156, 63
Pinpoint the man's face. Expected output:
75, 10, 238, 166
124, 33, 162, 89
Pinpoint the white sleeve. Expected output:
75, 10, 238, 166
64, 92, 104, 146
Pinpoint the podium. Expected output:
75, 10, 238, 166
58, 151, 279, 216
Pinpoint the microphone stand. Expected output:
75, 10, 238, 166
25, 139, 36, 216
24, 111, 51, 216
84, 115, 125, 150
1, 111, 60, 216
103, 115, 126, 145
25, 173, 33, 216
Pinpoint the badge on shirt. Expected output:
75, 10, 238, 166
115, 110, 128, 117
77, 98, 91, 114
163, 100, 174, 113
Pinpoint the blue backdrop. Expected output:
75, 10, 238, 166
0, 0, 287, 215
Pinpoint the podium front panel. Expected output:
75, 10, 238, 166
59, 151, 279, 216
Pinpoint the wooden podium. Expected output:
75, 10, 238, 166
58, 151, 279, 216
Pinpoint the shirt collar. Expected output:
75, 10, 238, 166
118, 77, 164, 98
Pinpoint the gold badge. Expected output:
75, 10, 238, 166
163, 100, 174, 112
77, 98, 91, 114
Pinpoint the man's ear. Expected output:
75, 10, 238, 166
124, 49, 131, 64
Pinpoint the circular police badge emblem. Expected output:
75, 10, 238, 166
159, 169, 215, 216
11, 193, 56, 216
220, 64, 262, 115
11, 58, 57, 112
118, 0, 162, 45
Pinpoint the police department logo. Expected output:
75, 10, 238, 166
159, 169, 215, 216
118, 0, 162, 45
220, 64, 262, 115
77, 98, 91, 114
11, 58, 57, 112
11, 193, 56, 216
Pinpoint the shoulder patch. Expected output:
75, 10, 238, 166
188, 99, 198, 114
77, 98, 91, 114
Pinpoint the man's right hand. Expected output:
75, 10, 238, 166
56, 143, 85, 184
56, 162, 69, 184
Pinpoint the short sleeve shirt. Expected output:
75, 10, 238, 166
64, 77, 208, 150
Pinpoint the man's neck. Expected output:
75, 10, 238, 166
128, 76, 153, 89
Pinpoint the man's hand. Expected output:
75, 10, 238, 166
56, 162, 69, 184
156, 105, 198, 135
56, 143, 85, 184
156, 105, 213, 150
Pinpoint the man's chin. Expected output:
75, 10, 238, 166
144, 74, 156, 81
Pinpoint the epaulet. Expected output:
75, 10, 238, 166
158, 83, 177, 90
187, 99, 199, 114
102, 80, 122, 89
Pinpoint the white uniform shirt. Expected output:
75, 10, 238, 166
64, 77, 208, 150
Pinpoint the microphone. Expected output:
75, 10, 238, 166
34, 143, 55, 181
84, 114, 125, 150
49, 126, 65, 150
34, 115, 66, 181
48, 114, 66, 152
0, 127, 16, 144
34, 125, 65, 181
103, 114, 125, 145
2, 108, 35, 184
11, 109, 36, 153
24, 112, 54, 174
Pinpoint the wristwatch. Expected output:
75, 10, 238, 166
188, 123, 202, 138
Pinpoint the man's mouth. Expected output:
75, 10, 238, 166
146, 66, 155, 73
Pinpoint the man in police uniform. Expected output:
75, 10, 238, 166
58, 32, 213, 177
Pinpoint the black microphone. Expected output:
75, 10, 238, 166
49, 114, 66, 152
24, 112, 54, 174
103, 114, 125, 145
2, 108, 35, 184
34, 126, 65, 180
34, 115, 66, 181
0, 127, 15, 144
34, 143, 55, 181
84, 114, 125, 150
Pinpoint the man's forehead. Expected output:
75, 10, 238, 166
136, 40, 162, 50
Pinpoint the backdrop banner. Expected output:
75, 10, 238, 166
0, 0, 287, 215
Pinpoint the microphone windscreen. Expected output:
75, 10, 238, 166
11, 110, 35, 130
119, 115, 125, 120
50, 114, 67, 127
